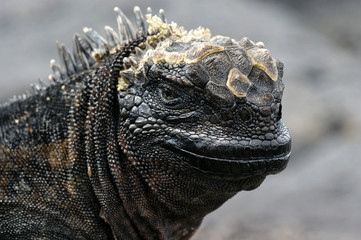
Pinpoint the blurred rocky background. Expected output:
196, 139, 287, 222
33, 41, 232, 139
1, 0, 360, 239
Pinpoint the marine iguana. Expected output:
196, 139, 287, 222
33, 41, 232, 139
0, 6, 291, 240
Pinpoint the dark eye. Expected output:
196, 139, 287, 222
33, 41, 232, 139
161, 87, 179, 100
158, 85, 182, 106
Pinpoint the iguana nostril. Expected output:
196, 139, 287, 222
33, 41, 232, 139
276, 103, 282, 122
238, 107, 252, 122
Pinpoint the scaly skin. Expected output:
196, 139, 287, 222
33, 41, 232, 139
0, 6, 291, 240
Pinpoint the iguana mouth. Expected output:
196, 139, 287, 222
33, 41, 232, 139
164, 134, 291, 179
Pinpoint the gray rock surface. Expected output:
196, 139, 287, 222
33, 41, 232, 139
1, 0, 360, 239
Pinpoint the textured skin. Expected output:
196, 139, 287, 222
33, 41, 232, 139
0, 7, 291, 240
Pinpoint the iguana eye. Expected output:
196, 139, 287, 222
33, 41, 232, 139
161, 87, 178, 100
158, 84, 182, 106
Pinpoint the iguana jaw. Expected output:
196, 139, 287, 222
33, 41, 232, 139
163, 127, 291, 180
165, 144, 290, 177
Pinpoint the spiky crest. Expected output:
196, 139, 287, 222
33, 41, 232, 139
48, 6, 167, 83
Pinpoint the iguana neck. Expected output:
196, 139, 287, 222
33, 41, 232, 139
76, 64, 233, 239
99, 149, 237, 240
108, 125, 241, 239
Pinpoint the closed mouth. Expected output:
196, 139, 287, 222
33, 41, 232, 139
163, 138, 291, 179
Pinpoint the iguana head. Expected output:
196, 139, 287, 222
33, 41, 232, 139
47, 6, 291, 238
116, 14, 291, 192
50, 7, 290, 191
